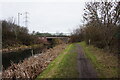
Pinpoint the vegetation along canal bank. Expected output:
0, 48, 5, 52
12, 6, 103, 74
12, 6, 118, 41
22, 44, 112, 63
2, 44, 67, 79
2, 44, 47, 69
2, 42, 119, 78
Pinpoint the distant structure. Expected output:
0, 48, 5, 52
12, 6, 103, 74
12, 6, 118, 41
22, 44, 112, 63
24, 12, 29, 27
17, 13, 22, 26
38, 36, 70, 44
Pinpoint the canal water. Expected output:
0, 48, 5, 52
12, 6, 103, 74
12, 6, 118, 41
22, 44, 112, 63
2, 46, 47, 69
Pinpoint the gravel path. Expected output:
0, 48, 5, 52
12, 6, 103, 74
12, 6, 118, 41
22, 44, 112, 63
76, 44, 98, 78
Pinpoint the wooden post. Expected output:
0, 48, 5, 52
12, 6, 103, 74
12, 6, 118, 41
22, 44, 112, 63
31, 49, 33, 56
89, 39, 91, 45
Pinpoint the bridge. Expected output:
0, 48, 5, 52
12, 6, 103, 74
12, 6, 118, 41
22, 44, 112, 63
38, 36, 70, 43
45, 36, 69, 39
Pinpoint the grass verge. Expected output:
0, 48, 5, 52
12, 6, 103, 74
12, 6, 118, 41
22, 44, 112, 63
79, 42, 119, 78
36, 43, 79, 78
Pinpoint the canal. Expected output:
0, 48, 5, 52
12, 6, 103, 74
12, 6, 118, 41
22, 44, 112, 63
2, 45, 48, 69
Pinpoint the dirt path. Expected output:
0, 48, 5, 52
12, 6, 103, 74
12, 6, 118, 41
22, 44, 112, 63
76, 44, 98, 78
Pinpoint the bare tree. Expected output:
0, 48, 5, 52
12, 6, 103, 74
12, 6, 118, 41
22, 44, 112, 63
82, 1, 120, 52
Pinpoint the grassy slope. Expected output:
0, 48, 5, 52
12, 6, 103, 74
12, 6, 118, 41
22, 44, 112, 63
36, 44, 79, 78
79, 42, 119, 78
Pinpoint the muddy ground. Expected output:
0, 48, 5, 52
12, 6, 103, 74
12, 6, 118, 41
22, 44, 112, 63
76, 44, 98, 78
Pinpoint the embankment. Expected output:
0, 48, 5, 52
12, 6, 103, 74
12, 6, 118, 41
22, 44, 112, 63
2, 44, 67, 79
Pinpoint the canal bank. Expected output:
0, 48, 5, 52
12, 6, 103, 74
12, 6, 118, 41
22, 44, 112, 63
2, 44, 67, 79
2, 44, 49, 69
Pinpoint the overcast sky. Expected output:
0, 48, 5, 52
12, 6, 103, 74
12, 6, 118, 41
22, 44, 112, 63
0, 0, 87, 34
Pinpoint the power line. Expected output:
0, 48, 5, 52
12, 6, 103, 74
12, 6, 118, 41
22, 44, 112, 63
24, 12, 29, 27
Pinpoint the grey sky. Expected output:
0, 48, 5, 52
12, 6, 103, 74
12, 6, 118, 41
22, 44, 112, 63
0, 0, 85, 34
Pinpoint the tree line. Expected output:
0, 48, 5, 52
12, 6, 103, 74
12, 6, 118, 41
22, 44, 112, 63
70, 1, 120, 54
2, 19, 68, 48
35, 32, 68, 37
2, 20, 41, 48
